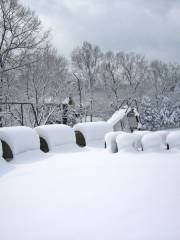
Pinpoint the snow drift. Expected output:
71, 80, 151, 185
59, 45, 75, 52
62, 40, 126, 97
166, 131, 180, 150
141, 133, 163, 152
0, 126, 40, 158
105, 131, 123, 153
35, 124, 76, 151
116, 133, 136, 152
74, 122, 113, 147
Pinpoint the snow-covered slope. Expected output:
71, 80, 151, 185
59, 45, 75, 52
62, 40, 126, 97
107, 108, 127, 126
0, 147, 180, 240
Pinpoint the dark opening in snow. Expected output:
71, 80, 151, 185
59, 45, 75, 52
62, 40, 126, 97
1, 141, 13, 161
75, 131, 86, 147
40, 137, 49, 153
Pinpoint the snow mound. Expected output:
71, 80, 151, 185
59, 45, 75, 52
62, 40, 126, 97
0, 126, 40, 157
166, 132, 180, 150
74, 122, 113, 147
35, 124, 76, 151
141, 133, 163, 152
116, 133, 136, 152
105, 131, 123, 153
107, 108, 127, 126
133, 130, 150, 150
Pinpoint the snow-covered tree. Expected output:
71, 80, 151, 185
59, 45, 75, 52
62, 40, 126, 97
140, 96, 160, 130
159, 97, 174, 129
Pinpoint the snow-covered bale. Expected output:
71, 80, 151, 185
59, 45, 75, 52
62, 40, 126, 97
156, 130, 169, 149
166, 132, 180, 150
116, 133, 136, 152
0, 126, 40, 160
74, 122, 113, 147
0, 141, 2, 159
133, 130, 150, 150
35, 124, 76, 152
141, 133, 163, 152
105, 131, 123, 153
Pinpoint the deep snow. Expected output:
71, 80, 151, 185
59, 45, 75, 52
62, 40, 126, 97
0, 146, 180, 240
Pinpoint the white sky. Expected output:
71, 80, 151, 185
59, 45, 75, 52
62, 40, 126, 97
21, 0, 180, 62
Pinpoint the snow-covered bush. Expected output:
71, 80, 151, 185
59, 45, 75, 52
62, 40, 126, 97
133, 130, 150, 150
116, 133, 136, 152
105, 131, 123, 153
141, 133, 163, 151
74, 122, 113, 147
140, 96, 180, 130
0, 127, 40, 157
166, 132, 180, 150
35, 124, 76, 151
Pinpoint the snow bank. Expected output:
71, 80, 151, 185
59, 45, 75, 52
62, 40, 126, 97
0, 126, 40, 158
141, 133, 163, 152
166, 132, 180, 150
133, 130, 150, 150
35, 124, 76, 151
116, 133, 136, 152
74, 122, 113, 147
105, 131, 123, 153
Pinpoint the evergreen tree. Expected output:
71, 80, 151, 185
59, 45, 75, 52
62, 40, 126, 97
140, 96, 160, 130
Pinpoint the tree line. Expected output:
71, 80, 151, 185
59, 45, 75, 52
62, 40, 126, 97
1, 0, 180, 130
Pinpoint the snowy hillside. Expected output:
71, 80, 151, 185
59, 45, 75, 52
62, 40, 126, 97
0, 145, 180, 240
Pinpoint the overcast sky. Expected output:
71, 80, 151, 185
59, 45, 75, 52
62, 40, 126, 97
21, 0, 180, 62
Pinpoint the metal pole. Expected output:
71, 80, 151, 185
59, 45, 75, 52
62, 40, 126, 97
20, 104, 24, 126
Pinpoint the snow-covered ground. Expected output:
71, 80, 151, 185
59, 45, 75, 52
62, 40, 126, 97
0, 146, 180, 240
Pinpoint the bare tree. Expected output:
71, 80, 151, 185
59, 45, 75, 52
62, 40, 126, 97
16, 45, 69, 126
0, 0, 49, 126
0, 0, 48, 97
72, 72, 83, 122
71, 41, 102, 121
117, 52, 148, 99
101, 51, 124, 110
149, 60, 180, 108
